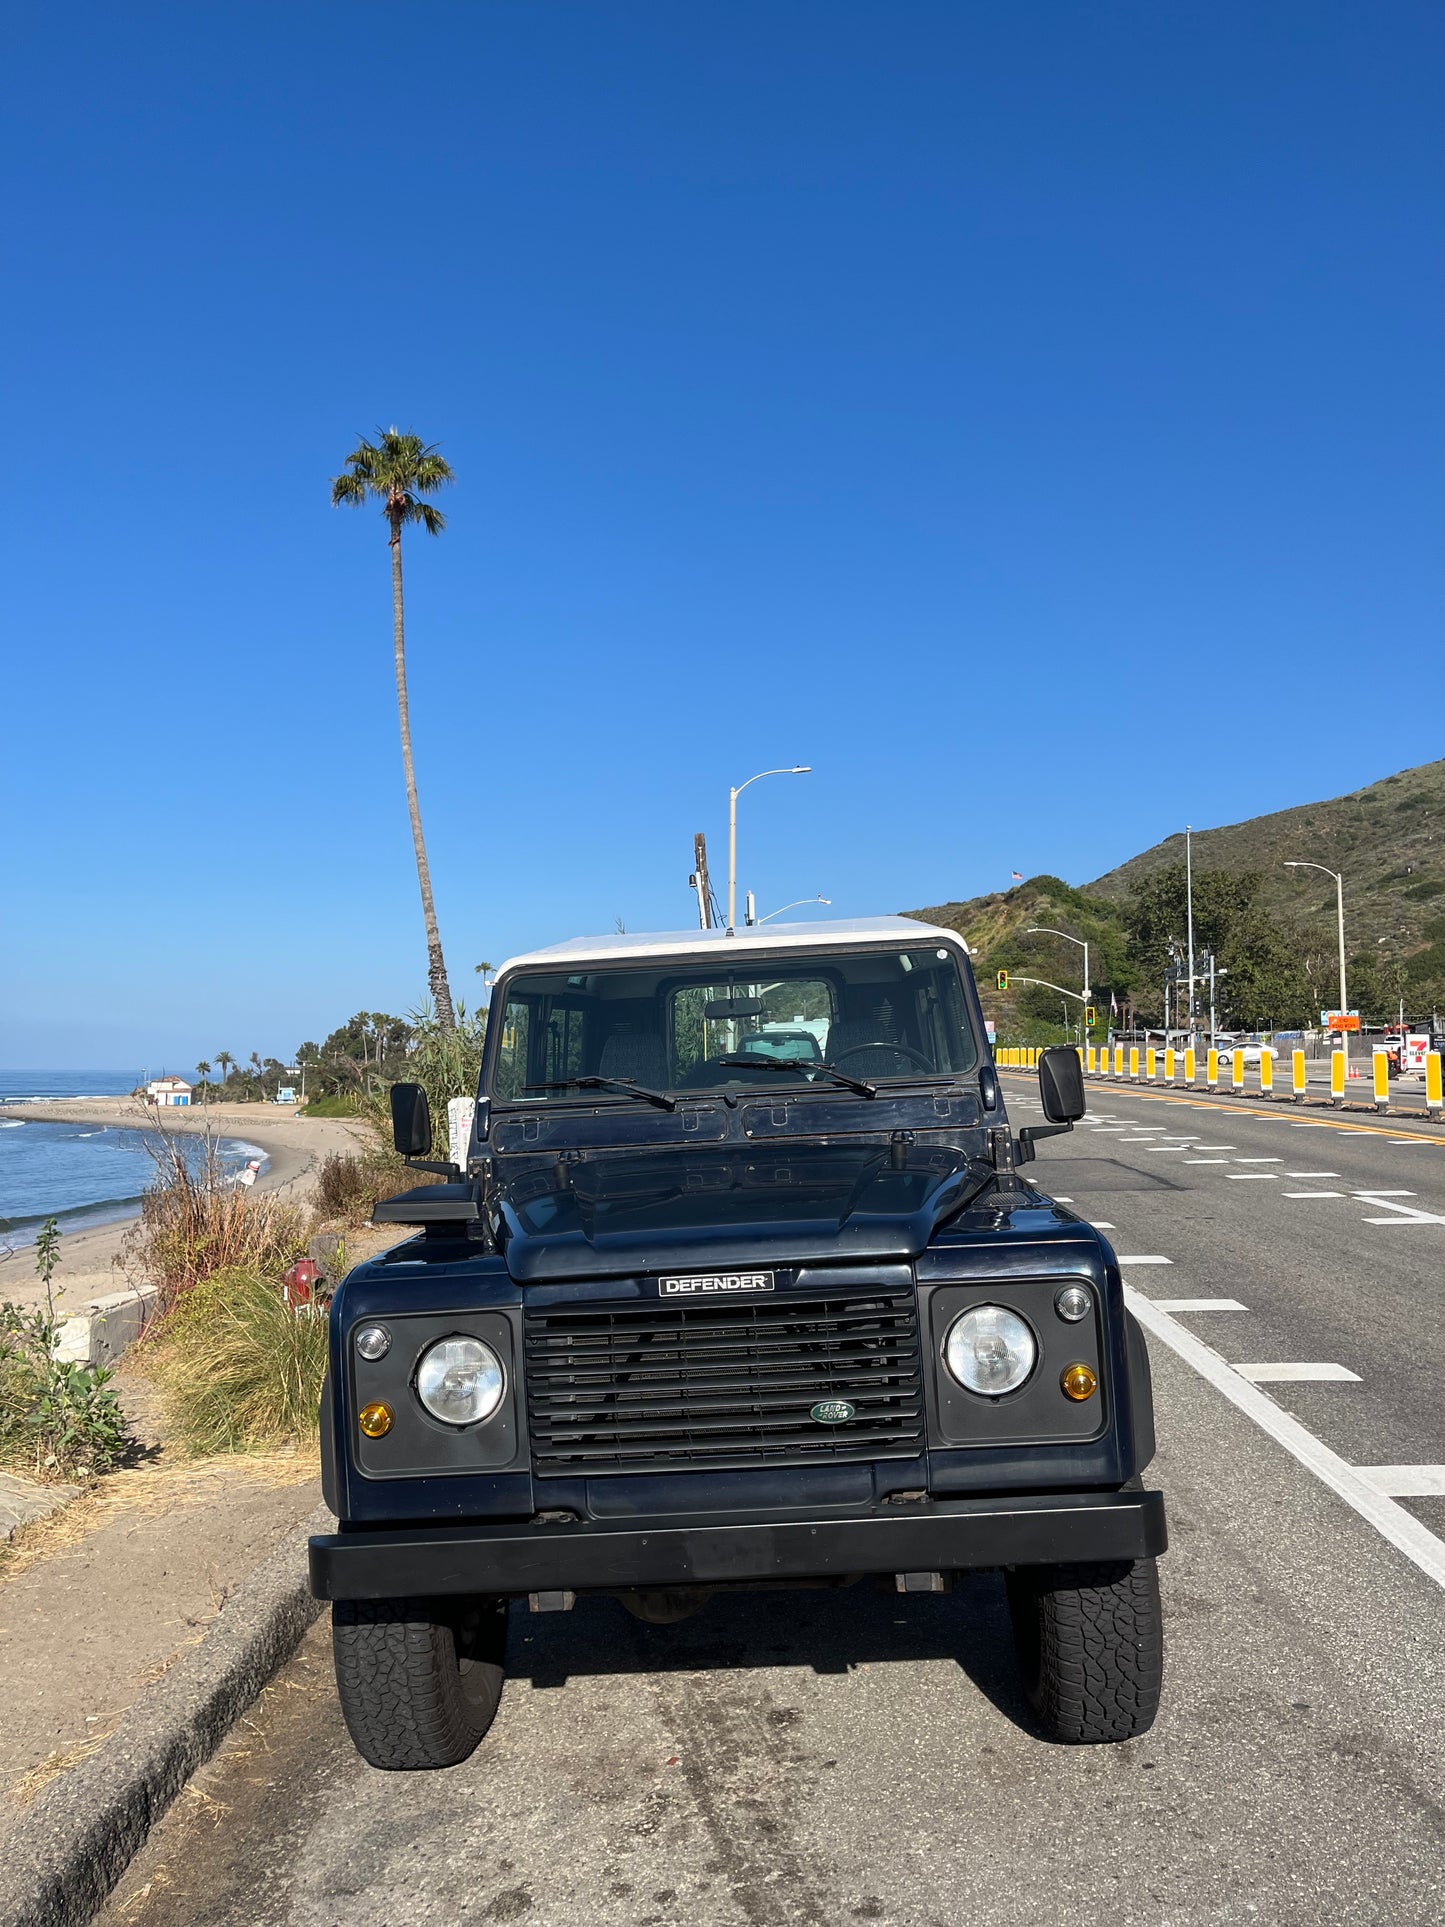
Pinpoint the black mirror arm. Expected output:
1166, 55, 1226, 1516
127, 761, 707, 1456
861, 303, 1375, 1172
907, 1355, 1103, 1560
404, 1154, 463, 1178
1015, 1121, 1073, 1164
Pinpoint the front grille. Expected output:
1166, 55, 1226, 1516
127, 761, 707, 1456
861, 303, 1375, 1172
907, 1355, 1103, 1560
524, 1292, 924, 1474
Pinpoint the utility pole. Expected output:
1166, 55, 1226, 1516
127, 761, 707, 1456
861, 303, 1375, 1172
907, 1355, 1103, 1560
690, 833, 714, 931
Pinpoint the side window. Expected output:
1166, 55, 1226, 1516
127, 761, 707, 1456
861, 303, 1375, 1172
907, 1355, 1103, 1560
494, 999, 532, 1100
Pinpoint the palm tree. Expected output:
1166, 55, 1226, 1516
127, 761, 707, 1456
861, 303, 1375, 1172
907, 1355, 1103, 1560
215, 1050, 234, 1086
331, 428, 458, 1032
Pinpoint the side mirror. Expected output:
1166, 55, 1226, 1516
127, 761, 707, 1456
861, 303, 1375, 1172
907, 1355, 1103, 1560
390, 1082, 433, 1158
1038, 1046, 1085, 1123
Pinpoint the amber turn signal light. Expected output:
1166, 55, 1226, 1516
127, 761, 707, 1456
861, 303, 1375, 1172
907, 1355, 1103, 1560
359, 1402, 394, 1438
1060, 1363, 1098, 1402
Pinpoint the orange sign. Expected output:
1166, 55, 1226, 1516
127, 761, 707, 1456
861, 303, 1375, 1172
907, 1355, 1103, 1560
1327, 1013, 1361, 1032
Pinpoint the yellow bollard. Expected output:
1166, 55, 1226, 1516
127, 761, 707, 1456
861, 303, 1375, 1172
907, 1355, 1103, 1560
1114, 1045, 1124, 1077
1164, 1047, 1175, 1083
1292, 1048, 1307, 1101
1260, 1049, 1274, 1095
1128, 1045, 1140, 1079
1207, 1047, 1219, 1088
1231, 1048, 1244, 1092
1330, 1049, 1345, 1105
1427, 1051, 1442, 1113
1087, 1046, 1096, 1073
1373, 1049, 1390, 1110
1146, 1047, 1157, 1081
1184, 1046, 1196, 1085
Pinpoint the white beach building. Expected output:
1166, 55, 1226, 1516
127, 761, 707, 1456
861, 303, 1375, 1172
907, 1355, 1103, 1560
146, 1076, 193, 1107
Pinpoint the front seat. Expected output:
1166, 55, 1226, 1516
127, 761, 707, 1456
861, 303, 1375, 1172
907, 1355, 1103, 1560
598, 1031, 670, 1089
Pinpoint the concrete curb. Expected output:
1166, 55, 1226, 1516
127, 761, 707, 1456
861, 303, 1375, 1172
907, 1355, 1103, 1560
0, 1499, 333, 1927
54, 1284, 159, 1368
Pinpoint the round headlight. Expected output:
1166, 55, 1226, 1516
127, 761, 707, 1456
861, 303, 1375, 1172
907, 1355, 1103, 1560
415, 1336, 505, 1426
944, 1305, 1037, 1397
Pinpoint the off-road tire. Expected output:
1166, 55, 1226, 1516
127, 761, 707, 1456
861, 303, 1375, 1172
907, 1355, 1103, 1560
332, 1595, 508, 1769
1005, 1557, 1163, 1744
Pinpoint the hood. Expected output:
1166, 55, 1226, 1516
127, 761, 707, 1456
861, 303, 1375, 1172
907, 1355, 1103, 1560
494, 1140, 979, 1283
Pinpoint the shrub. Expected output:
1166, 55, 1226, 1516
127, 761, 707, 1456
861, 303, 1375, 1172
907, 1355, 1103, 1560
153, 1266, 330, 1453
125, 1129, 310, 1310
303, 1093, 364, 1117
0, 1221, 129, 1482
315, 1146, 441, 1227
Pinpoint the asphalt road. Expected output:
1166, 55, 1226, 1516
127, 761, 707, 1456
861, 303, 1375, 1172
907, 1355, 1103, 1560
99, 1083, 1445, 1927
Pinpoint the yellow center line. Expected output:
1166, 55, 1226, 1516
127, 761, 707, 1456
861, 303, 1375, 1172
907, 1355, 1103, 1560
997, 1072, 1445, 1146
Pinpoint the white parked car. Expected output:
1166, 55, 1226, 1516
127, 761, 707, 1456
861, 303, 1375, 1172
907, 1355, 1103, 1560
1217, 1042, 1272, 1066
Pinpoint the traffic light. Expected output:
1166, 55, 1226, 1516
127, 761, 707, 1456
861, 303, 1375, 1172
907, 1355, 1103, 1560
996, 970, 1009, 991
1085, 1006, 1097, 1028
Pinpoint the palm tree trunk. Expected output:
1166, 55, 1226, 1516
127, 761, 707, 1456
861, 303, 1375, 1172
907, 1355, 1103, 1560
390, 519, 457, 1033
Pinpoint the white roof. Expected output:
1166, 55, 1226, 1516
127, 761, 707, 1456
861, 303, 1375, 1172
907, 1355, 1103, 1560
497, 915, 962, 976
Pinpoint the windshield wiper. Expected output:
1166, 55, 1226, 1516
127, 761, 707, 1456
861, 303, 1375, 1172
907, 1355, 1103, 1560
714, 1056, 877, 1098
524, 1076, 677, 1113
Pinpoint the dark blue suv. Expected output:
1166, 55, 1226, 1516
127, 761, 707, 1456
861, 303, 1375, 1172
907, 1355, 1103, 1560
310, 917, 1165, 1767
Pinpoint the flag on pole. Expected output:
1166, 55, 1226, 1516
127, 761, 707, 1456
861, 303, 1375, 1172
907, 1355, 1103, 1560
1010, 870, 1023, 881
1110, 992, 1118, 1015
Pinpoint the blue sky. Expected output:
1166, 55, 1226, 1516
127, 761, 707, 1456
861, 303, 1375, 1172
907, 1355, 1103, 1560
3, 2, 1441, 1068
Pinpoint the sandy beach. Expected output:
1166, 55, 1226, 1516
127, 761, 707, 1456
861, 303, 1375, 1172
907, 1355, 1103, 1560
0, 1098, 371, 1310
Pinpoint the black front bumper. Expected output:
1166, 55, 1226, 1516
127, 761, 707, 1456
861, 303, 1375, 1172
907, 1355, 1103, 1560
309, 1489, 1166, 1601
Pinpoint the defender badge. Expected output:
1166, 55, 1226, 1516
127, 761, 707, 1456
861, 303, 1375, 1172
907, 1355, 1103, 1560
810, 1400, 856, 1425
659, 1271, 774, 1295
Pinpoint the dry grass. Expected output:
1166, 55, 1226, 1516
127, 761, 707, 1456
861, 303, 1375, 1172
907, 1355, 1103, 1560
151, 1268, 330, 1454
123, 1132, 311, 1312
315, 1144, 441, 1226
0, 1447, 317, 1584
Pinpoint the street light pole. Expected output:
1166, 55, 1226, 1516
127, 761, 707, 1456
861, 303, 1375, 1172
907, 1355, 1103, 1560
756, 894, 831, 924
1185, 825, 1196, 1052
727, 767, 810, 933
1026, 927, 1089, 1041
1285, 860, 1349, 1081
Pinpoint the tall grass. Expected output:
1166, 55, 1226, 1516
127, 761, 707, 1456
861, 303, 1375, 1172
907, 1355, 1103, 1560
125, 1129, 310, 1311
153, 1266, 329, 1453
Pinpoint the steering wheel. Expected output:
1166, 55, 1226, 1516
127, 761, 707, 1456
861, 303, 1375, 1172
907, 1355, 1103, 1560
830, 1040, 933, 1071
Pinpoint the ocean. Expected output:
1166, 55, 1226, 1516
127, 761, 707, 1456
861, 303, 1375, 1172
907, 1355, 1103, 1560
0, 1071, 269, 1250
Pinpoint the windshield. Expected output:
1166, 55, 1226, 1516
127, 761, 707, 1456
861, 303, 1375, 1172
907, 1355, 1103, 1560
491, 946, 977, 1102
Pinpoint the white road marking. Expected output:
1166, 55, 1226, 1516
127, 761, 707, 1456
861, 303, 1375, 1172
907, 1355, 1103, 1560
1353, 1190, 1415, 1198
1355, 1466, 1445, 1497
1151, 1298, 1248, 1312
1233, 1157, 1282, 1164
1228, 1173, 1277, 1180
1286, 1171, 1339, 1178
1127, 1292, 1445, 1591
1387, 1138, 1430, 1144
1093, 1221, 1115, 1228
1234, 1362, 1362, 1383
1360, 1198, 1445, 1225
1282, 1191, 1344, 1199
1185, 1158, 1229, 1164
1053, 1195, 1074, 1202
1192, 1145, 1237, 1150
1116, 1255, 1172, 1265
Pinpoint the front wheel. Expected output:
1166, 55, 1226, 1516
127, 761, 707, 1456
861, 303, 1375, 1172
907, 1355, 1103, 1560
332, 1595, 508, 1769
1005, 1557, 1163, 1743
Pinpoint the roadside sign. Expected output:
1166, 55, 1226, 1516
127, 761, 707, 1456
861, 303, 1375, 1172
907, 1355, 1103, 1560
1324, 1011, 1361, 1032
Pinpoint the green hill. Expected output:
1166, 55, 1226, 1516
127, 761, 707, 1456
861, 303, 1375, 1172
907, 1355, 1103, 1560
909, 758, 1445, 1040
1085, 758, 1445, 938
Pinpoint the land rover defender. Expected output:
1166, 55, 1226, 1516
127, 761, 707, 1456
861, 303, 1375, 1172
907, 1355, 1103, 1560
310, 916, 1165, 1767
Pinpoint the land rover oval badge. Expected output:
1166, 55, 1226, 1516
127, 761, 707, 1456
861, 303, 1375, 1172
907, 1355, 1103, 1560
810, 1399, 856, 1425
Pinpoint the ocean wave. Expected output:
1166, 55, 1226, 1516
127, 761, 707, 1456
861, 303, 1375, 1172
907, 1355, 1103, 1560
0, 1119, 22, 1129
0, 1190, 148, 1237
